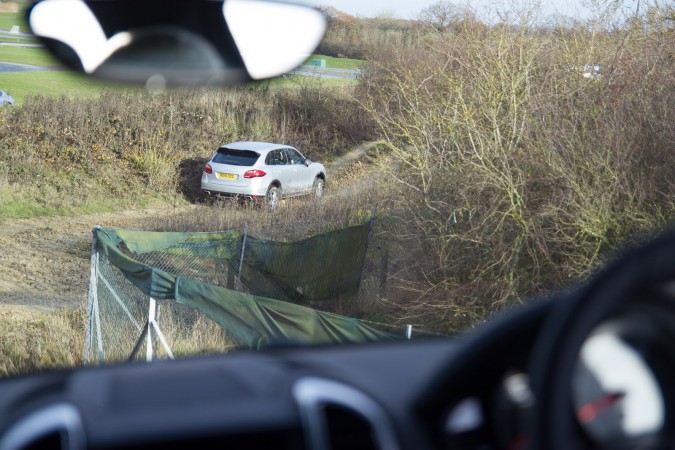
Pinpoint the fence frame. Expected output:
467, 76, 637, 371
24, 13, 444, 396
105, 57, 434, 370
83, 218, 427, 364
85, 225, 175, 365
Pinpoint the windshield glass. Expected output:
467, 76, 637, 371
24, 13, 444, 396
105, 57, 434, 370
0, 0, 672, 376
213, 148, 260, 166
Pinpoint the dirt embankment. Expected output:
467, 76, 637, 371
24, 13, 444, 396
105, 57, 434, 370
0, 206, 198, 311
0, 142, 377, 313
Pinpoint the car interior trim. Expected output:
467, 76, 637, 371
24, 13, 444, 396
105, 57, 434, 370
0, 403, 85, 450
292, 376, 401, 450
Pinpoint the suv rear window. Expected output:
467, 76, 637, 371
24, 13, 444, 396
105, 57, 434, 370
213, 148, 260, 166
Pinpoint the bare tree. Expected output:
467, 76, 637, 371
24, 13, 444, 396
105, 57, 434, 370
418, 1, 474, 32
360, 6, 675, 330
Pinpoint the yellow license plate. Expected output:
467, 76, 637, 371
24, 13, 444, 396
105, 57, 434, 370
216, 172, 237, 180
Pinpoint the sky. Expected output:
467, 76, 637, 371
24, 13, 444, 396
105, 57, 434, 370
303, 0, 645, 22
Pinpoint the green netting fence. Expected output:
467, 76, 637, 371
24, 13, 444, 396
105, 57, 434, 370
85, 220, 429, 365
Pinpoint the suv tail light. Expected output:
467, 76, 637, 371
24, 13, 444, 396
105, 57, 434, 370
244, 169, 267, 178
204, 164, 213, 174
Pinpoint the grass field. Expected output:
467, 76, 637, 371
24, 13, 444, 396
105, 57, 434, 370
0, 70, 136, 104
0, 306, 84, 376
0, 11, 28, 33
307, 54, 366, 70
0, 9, 36, 45
0, 70, 356, 106
0, 46, 58, 66
0, 45, 357, 106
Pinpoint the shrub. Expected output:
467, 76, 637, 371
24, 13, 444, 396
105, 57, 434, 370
0, 85, 370, 216
359, 6, 675, 331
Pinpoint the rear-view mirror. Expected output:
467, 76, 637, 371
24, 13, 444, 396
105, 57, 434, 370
27, 0, 326, 87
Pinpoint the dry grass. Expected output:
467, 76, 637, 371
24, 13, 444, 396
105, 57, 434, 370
0, 3, 20, 13
0, 305, 84, 376
158, 308, 239, 358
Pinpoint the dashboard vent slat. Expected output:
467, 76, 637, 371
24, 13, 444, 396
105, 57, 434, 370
293, 377, 400, 450
325, 405, 377, 450
0, 404, 85, 450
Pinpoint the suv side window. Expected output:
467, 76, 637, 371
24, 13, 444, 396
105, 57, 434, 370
285, 148, 305, 165
265, 150, 285, 166
278, 149, 288, 165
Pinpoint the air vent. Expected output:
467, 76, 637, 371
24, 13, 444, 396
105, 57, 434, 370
0, 404, 85, 450
324, 405, 377, 450
16, 431, 62, 450
293, 378, 400, 450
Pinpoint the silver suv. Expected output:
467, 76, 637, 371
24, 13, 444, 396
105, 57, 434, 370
201, 141, 326, 208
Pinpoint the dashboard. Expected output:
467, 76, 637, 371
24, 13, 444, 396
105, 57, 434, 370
2, 232, 675, 450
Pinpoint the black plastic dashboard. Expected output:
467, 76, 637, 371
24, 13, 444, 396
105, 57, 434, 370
0, 306, 546, 450
3, 228, 675, 450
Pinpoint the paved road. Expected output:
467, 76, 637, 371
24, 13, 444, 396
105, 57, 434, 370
0, 42, 42, 48
0, 28, 34, 37
0, 61, 47, 72
0, 31, 51, 73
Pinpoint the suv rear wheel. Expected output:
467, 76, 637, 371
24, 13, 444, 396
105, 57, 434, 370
267, 185, 281, 210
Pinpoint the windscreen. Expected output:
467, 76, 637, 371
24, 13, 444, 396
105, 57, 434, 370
213, 148, 260, 166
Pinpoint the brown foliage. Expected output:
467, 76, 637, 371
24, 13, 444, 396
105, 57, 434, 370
0, 85, 369, 203
360, 9, 675, 331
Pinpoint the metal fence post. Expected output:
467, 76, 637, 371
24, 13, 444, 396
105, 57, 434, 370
128, 297, 174, 362
93, 269, 105, 365
148, 297, 174, 360
146, 298, 156, 362
236, 224, 248, 291
406, 325, 413, 340
85, 225, 101, 365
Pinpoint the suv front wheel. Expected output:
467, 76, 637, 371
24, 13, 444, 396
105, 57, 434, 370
313, 177, 325, 200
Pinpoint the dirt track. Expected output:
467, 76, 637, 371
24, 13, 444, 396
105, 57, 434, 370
0, 142, 376, 312
0, 206, 198, 310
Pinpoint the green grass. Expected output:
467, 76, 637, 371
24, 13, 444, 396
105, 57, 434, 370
0, 197, 166, 220
0, 12, 28, 33
0, 70, 132, 105
0, 70, 356, 106
0, 49, 357, 105
0, 46, 58, 67
0, 181, 177, 221
306, 54, 366, 70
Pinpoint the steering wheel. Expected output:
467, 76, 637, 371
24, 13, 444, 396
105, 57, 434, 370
527, 229, 675, 449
